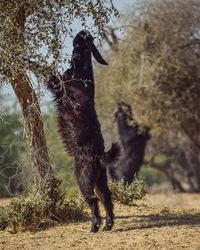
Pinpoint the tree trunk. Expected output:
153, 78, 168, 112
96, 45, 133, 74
10, 73, 58, 198
144, 144, 200, 193
182, 121, 200, 151
11, 78, 50, 181
5, 5, 59, 201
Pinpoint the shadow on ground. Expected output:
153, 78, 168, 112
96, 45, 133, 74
115, 211, 200, 232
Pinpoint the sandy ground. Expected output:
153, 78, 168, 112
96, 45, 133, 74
0, 192, 200, 250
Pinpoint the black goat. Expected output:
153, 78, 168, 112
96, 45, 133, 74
107, 102, 150, 185
47, 30, 120, 233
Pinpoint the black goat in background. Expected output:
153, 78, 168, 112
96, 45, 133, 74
47, 30, 120, 233
107, 102, 150, 185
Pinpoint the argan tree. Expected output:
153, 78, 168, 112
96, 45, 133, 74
0, 0, 118, 200
96, 0, 200, 191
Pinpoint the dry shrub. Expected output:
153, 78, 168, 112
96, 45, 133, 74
0, 191, 84, 233
109, 177, 147, 206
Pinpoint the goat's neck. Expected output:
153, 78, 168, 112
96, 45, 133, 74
73, 67, 94, 82
117, 115, 129, 135
71, 53, 94, 82
117, 116, 131, 149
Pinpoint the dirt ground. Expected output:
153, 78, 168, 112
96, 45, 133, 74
0, 191, 200, 250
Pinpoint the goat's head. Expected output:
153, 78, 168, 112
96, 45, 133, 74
72, 30, 108, 69
115, 102, 151, 136
115, 102, 133, 122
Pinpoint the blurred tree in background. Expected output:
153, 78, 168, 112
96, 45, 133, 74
0, 96, 24, 197
96, 0, 200, 192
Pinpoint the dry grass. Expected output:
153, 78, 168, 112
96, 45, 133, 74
0, 191, 200, 250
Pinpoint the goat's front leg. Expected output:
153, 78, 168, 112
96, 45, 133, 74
47, 74, 63, 95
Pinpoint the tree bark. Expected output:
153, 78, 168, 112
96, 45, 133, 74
11, 74, 56, 190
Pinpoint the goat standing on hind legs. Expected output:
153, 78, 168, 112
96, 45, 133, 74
107, 102, 150, 185
47, 30, 120, 233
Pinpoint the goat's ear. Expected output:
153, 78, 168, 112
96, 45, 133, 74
91, 43, 108, 65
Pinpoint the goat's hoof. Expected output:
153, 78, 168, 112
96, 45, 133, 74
103, 221, 113, 232
90, 223, 101, 233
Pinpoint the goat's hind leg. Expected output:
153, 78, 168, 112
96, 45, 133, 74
89, 195, 101, 233
78, 176, 101, 233
95, 170, 114, 231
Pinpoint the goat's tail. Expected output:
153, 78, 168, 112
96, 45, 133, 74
102, 143, 121, 166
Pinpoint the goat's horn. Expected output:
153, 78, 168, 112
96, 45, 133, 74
91, 43, 108, 65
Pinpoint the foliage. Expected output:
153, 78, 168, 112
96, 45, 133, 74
0, 188, 85, 232
109, 178, 147, 206
0, 101, 24, 197
0, 0, 119, 85
140, 166, 168, 186
96, 0, 200, 144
